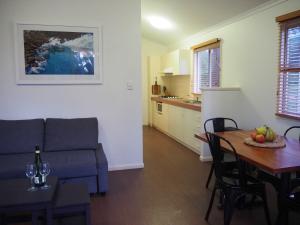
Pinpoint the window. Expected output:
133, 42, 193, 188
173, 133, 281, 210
276, 10, 300, 120
192, 39, 220, 93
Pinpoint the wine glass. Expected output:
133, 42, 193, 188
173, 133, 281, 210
40, 162, 51, 190
25, 164, 37, 192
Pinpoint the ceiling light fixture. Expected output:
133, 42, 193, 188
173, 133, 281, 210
147, 16, 174, 30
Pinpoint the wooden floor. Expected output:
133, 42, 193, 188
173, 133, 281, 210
15, 126, 300, 225
91, 126, 299, 225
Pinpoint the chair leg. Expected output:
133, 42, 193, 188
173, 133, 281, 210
224, 190, 235, 225
0, 214, 7, 225
206, 163, 214, 188
217, 190, 224, 209
261, 191, 272, 225
205, 183, 217, 221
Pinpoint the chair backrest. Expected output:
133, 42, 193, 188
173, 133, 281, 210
204, 117, 239, 133
284, 126, 300, 142
204, 118, 239, 160
205, 132, 244, 185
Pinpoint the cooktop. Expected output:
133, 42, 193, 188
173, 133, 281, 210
160, 96, 179, 99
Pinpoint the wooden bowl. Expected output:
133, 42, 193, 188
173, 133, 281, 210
244, 136, 286, 148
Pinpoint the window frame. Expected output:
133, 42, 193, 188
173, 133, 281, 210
276, 10, 300, 120
191, 39, 221, 94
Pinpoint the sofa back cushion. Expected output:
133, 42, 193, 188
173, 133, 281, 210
0, 119, 44, 154
44, 118, 98, 152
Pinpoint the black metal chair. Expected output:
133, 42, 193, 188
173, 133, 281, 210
257, 126, 300, 194
204, 118, 239, 188
204, 132, 271, 225
284, 126, 300, 142
280, 178, 300, 225
278, 126, 300, 225
285, 126, 300, 179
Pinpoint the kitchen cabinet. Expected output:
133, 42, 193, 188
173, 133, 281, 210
183, 108, 202, 151
152, 102, 169, 134
168, 105, 184, 142
153, 101, 201, 154
161, 49, 191, 75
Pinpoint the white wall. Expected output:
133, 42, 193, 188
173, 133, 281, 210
200, 88, 242, 160
141, 38, 167, 125
173, 0, 300, 135
0, 0, 143, 170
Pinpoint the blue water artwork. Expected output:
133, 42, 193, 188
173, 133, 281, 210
23, 30, 95, 75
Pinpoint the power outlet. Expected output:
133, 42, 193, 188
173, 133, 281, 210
127, 81, 133, 90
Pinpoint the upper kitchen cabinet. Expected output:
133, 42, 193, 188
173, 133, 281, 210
161, 49, 191, 75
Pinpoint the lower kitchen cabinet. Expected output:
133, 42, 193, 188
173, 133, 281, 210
168, 105, 184, 142
152, 102, 201, 154
152, 102, 169, 133
183, 109, 202, 152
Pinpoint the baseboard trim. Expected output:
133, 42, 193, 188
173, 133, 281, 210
199, 155, 213, 162
108, 163, 144, 171
189, 147, 200, 155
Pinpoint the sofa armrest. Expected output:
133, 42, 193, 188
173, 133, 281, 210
95, 143, 108, 193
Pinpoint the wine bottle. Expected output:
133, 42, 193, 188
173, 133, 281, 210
33, 145, 45, 187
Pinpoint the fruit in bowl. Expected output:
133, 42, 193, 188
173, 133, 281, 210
255, 134, 266, 143
251, 125, 276, 143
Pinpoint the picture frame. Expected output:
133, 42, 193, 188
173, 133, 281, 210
15, 23, 102, 84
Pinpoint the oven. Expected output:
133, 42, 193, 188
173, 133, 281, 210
156, 102, 162, 114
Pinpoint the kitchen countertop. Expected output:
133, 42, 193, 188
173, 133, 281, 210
151, 97, 201, 112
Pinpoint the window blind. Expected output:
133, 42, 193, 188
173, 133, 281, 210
192, 39, 220, 93
277, 14, 300, 120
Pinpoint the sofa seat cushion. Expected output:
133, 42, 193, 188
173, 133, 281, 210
43, 150, 97, 178
0, 153, 34, 179
44, 118, 98, 152
0, 119, 44, 154
0, 150, 97, 180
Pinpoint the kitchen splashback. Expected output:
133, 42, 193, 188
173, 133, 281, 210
165, 76, 190, 98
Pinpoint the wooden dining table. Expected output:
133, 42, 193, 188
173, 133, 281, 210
195, 130, 300, 225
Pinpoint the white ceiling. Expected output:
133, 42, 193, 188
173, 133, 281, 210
141, 0, 275, 46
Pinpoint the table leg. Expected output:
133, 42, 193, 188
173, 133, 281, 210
85, 205, 91, 225
32, 211, 39, 225
0, 214, 6, 225
276, 172, 291, 225
46, 206, 53, 225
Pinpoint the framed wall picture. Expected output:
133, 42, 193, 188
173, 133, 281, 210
15, 23, 102, 84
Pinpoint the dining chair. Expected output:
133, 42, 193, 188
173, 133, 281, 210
204, 118, 239, 188
281, 178, 300, 225
257, 126, 300, 193
285, 126, 300, 179
204, 132, 271, 225
284, 126, 300, 142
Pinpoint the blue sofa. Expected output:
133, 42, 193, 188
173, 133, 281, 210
0, 118, 108, 194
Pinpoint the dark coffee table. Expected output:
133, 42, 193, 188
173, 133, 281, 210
0, 176, 58, 225
0, 177, 91, 225
53, 183, 91, 225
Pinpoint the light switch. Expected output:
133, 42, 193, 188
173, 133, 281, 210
127, 81, 133, 90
